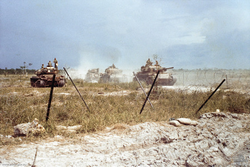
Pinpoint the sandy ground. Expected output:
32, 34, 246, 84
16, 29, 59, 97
1, 112, 250, 167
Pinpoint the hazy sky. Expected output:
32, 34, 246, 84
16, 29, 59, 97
1, 0, 250, 71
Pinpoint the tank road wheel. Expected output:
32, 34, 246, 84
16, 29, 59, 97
30, 77, 38, 87
58, 80, 65, 87
146, 78, 153, 85
30, 80, 36, 87
35, 80, 46, 87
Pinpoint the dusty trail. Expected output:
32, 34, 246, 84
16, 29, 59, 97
1, 112, 250, 167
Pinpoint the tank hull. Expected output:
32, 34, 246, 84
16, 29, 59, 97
134, 72, 176, 86
99, 64, 123, 83
30, 74, 66, 87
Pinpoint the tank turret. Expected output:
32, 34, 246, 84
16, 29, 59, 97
85, 68, 100, 83
99, 64, 123, 83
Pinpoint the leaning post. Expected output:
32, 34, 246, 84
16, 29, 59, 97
46, 74, 55, 122
63, 67, 90, 112
140, 70, 160, 114
133, 72, 154, 109
195, 79, 226, 115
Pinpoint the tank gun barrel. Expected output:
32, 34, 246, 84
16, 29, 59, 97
161, 67, 174, 71
165, 67, 174, 70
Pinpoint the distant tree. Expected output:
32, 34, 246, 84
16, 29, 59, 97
20, 62, 32, 75
20, 65, 25, 74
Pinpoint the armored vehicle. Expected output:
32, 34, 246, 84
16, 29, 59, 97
133, 59, 176, 86
99, 64, 123, 83
85, 68, 100, 83
30, 59, 66, 87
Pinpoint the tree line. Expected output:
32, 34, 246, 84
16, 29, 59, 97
0, 68, 65, 75
0, 68, 36, 75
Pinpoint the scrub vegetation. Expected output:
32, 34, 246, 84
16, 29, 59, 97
1, 74, 250, 145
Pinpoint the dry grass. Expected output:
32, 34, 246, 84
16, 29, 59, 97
0, 74, 250, 145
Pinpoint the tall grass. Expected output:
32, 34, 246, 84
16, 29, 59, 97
0, 75, 250, 145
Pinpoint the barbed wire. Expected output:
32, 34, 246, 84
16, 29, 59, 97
173, 70, 250, 90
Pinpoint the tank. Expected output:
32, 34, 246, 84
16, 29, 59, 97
85, 68, 100, 83
30, 60, 66, 87
133, 59, 177, 86
99, 64, 123, 83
